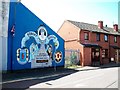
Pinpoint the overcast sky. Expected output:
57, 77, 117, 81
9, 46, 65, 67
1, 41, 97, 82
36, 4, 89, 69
21, 0, 119, 32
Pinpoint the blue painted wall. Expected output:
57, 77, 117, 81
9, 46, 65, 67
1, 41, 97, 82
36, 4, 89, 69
8, 2, 64, 70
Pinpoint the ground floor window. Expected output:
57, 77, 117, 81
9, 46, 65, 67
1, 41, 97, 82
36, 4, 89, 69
102, 49, 108, 58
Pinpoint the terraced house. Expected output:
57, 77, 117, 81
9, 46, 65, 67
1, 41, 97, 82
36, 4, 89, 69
58, 20, 120, 66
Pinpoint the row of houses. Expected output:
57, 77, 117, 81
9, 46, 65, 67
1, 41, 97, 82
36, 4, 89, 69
0, 1, 119, 71
58, 20, 120, 66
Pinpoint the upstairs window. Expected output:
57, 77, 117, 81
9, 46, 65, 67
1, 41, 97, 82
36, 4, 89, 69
96, 33, 100, 41
114, 36, 117, 43
104, 34, 108, 42
84, 32, 89, 40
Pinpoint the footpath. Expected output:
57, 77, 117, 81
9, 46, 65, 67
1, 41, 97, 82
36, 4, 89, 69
1, 62, 119, 84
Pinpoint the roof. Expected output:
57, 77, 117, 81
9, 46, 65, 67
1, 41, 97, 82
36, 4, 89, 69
110, 45, 120, 49
81, 43, 102, 48
67, 20, 120, 35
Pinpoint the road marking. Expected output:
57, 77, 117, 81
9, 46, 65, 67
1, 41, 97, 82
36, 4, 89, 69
105, 81, 117, 88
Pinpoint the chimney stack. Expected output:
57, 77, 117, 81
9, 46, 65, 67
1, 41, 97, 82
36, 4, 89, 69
98, 21, 103, 29
113, 24, 118, 31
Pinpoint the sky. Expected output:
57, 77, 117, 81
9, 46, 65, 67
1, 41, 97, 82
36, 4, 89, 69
21, 0, 119, 32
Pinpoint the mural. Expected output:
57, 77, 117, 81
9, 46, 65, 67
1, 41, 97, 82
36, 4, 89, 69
16, 26, 62, 68
6, 2, 64, 71
17, 48, 29, 64
55, 51, 62, 63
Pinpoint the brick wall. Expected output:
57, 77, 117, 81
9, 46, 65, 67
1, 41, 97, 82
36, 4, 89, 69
80, 30, 110, 64
80, 31, 109, 49
118, 36, 120, 47
65, 40, 84, 66
57, 21, 80, 41
58, 20, 120, 66
83, 47, 91, 66
110, 35, 119, 46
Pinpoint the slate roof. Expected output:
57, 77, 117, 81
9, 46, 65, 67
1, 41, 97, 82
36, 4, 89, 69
67, 20, 120, 35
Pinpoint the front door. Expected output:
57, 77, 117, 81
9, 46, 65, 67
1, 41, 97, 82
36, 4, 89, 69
91, 48, 100, 66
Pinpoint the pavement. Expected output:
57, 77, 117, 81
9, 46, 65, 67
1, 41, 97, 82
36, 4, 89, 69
76, 61, 119, 71
1, 62, 119, 85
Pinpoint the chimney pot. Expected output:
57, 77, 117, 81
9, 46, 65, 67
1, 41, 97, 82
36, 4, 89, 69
98, 21, 103, 29
113, 24, 118, 31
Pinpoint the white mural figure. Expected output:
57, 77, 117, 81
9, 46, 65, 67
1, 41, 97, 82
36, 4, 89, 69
17, 26, 60, 68
32, 26, 51, 68
29, 43, 38, 62
38, 26, 47, 41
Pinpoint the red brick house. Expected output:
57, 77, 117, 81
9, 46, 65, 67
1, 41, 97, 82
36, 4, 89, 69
57, 20, 120, 66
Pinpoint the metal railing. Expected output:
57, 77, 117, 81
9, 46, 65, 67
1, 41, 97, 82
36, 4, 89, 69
65, 49, 80, 68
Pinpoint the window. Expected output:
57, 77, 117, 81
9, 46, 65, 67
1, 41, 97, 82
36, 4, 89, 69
102, 49, 108, 58
84, 32, 89, 40
96, 33, 100, 41
114, 36, 117, 43
104, 34, 108, 42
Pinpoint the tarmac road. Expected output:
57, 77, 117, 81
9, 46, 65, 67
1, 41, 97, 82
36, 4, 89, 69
1, 62, 120, 89
29, 67, 118, 88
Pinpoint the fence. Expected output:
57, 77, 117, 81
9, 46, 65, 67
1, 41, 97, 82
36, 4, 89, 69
65, 49, 80, 68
